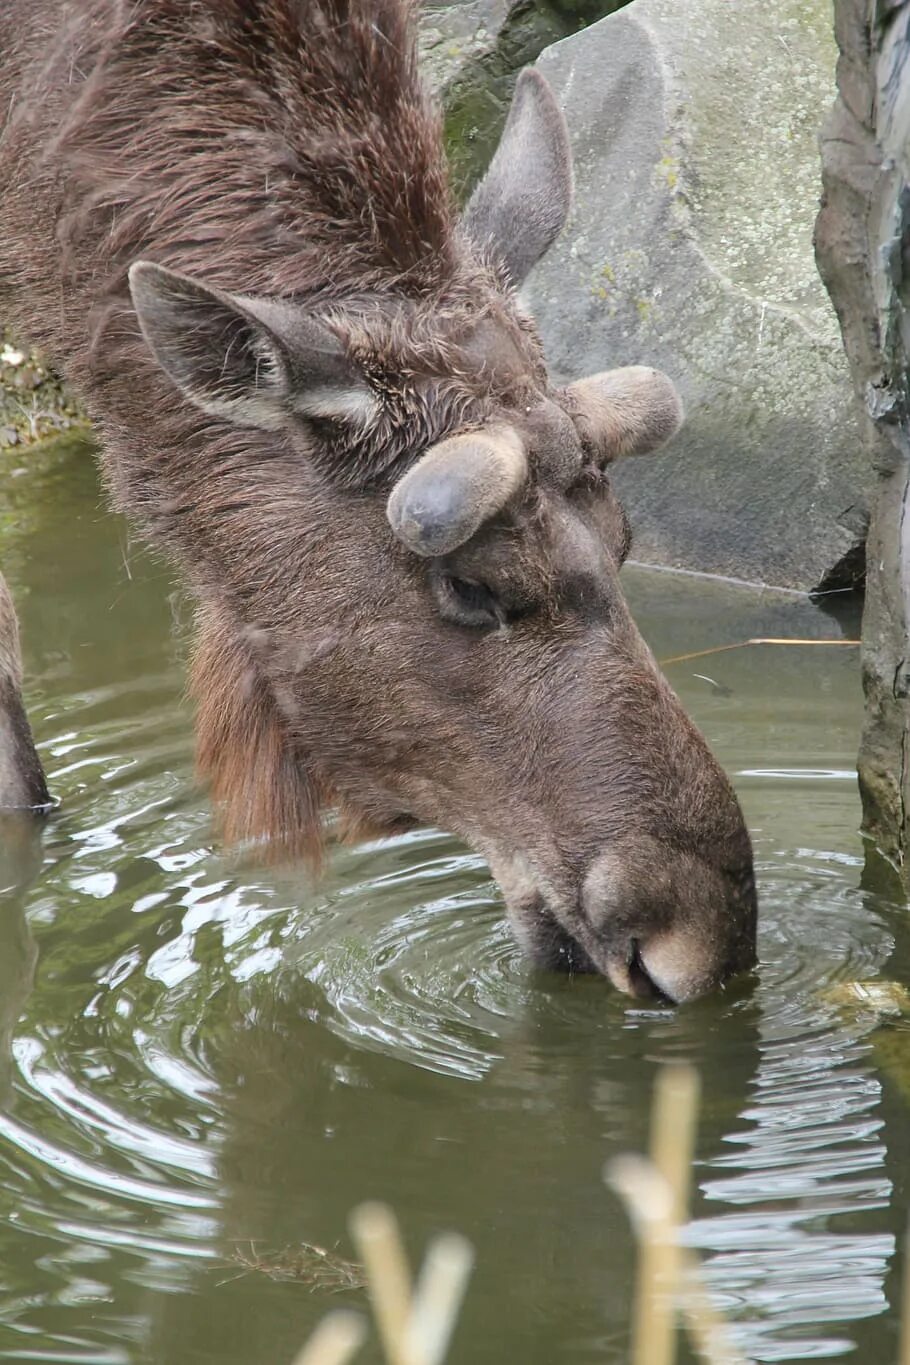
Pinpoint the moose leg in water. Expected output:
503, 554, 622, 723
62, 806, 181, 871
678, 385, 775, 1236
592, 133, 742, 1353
0, 572, 49, 894
0, 1, 756, 1001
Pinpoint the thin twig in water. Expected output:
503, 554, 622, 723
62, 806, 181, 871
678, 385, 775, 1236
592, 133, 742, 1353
660, 637, 860, 667
226, 1240, 364, 1293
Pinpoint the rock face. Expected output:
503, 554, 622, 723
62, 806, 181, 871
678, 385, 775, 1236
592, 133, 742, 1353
524, 0, 867, 591
815, 0, 910, 882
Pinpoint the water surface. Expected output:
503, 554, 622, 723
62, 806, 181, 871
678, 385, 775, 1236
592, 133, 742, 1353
0, 436, 907, 1364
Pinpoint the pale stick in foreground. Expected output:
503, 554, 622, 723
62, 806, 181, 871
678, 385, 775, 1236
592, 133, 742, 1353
606, 1063, 748, 1365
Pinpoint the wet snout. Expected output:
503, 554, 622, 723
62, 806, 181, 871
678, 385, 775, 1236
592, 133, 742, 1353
580, 838, 758, 1003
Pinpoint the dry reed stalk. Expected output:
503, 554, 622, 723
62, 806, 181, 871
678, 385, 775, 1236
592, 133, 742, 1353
607, 1063, 749, 1365
608, 1154, 678, 1365
403, 1232, 475, 1365
660, 637, 860, 667
349, 1202, 414, 1365
607, 1063, 700, 1365
291, 1310, 367, 1365
678, 1248, 748, 1365
348, 1202, 475, 1365
652, 1065, 700, 1316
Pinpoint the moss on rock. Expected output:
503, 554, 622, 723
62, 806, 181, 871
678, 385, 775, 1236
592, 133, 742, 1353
422, 0, 631, 198
0, 331, 85, 450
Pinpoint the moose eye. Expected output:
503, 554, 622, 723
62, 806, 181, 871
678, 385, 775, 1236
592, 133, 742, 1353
436, 574, 503, 629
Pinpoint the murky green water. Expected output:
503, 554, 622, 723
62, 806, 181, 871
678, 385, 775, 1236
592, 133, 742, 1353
1, 435, 908, 1364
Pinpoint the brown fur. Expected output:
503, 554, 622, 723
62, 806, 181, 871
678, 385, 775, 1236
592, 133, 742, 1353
191, 605, 326, 866
0, 0, 757, 1001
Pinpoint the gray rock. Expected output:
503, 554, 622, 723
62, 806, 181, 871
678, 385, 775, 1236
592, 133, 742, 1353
421, 1, 627, 91
524, 0, 867, 591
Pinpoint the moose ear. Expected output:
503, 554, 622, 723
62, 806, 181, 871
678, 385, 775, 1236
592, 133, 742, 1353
463, 68, 573, 287
128, 261, 375, 431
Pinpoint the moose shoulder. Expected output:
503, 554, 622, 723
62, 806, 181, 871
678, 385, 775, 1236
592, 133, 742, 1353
0, 0, 756, 1002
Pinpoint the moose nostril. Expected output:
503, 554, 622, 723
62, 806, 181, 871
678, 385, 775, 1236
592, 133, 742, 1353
627, 938, 669, 1002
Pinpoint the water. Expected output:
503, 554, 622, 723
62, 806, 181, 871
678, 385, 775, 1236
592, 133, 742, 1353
1, 435, 908, 1364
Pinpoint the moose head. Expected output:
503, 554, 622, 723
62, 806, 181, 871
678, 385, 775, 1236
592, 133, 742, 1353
123, 67, 756, 1003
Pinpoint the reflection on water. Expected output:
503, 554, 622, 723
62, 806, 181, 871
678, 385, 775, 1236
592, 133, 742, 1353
0, 436, 907, 1364
695, 875, 894, 1361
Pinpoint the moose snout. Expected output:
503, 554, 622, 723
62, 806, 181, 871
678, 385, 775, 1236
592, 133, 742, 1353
579, 838, 758, 1003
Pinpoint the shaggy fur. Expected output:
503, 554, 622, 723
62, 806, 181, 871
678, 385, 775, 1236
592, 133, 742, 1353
16, 0, 456, 294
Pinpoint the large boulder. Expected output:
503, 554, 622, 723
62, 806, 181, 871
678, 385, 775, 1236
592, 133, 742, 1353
525, 0, 867, 591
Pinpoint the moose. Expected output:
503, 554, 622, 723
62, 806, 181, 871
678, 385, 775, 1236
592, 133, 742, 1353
0, 0, 757, 1002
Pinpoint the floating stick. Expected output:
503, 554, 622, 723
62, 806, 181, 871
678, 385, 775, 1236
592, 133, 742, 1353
291, 1311, 367, 1365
